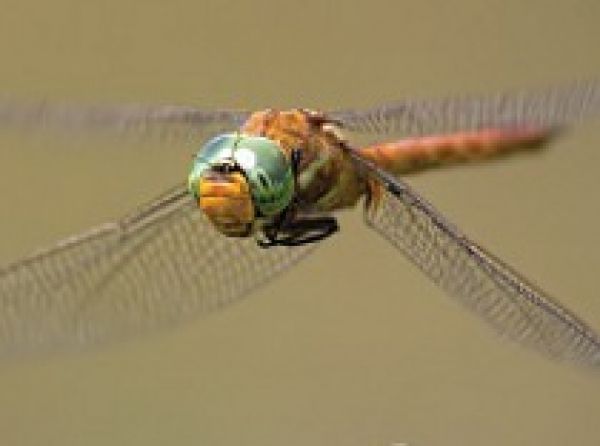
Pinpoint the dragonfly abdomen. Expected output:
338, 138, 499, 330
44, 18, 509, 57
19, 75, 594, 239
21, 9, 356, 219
357, 127, 556, 175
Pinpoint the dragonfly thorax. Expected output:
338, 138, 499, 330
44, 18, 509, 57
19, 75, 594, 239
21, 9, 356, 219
188, 133, 295, 236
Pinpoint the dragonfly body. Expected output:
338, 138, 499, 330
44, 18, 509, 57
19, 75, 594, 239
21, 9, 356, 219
189, 108, 556, 245
0, 81, 599, 365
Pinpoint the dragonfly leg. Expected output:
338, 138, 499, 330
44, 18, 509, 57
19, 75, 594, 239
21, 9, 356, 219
257, 215, 339, 248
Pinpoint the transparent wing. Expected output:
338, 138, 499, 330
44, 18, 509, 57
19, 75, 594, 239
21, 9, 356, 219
0, 98, 250, 143
353, 152, 600, 366
331, 81, 600, 139
0, 185, 314, 358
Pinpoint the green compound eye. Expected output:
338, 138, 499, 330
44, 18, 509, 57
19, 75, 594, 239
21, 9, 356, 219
258, 173, 269, 188
234, 136, 294, 217
188, 133, 294, 217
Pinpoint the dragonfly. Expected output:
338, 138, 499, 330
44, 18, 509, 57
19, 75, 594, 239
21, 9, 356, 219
0, 81, 599, 366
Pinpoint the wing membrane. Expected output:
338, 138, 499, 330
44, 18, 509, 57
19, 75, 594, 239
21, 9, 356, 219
0, 185, 313, 358
332, 81, 599, 139
0, 99, 250, 143
355, 153, 600, 366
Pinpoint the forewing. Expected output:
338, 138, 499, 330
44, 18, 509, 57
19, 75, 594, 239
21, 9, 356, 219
0, 185, 314, 358
331, 81, 599, 140
0, 99, 250, 143
355, 153, 600, 366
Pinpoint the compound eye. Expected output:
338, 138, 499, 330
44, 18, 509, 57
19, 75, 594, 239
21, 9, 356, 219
258, 172, 269, 188
234, 147, 257, 170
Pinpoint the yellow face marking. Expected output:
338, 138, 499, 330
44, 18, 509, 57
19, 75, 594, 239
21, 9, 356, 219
198, 172, 255, 237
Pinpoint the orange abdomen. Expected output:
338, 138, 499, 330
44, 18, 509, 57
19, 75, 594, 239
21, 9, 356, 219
357, 127, 556, 175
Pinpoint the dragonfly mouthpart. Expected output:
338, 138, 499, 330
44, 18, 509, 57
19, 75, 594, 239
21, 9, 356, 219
197, 171, 255, 237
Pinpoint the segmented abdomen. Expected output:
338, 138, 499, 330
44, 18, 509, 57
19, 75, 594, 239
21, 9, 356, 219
357, 127, 556, 175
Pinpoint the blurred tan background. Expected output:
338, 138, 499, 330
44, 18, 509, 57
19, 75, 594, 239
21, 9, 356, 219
0, 0, 599, 445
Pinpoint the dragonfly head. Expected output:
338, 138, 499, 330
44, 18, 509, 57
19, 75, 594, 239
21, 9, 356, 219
188, 133, 295, 237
